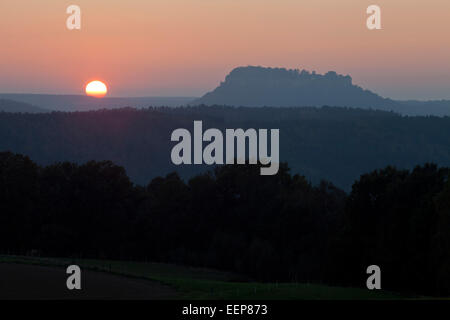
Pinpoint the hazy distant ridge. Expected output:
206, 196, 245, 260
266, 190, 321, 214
0, 99, 49, 113
0, 94, 196, 112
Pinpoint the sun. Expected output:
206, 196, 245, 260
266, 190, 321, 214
85, 80, 108, 97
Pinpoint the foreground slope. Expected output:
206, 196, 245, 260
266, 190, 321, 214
0, 256, 402, 300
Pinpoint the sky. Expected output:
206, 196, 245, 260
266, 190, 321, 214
0, 0, 449, 100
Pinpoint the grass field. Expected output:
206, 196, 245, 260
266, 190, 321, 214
0, 255, 405, 300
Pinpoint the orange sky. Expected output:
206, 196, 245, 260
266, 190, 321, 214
0, 0, 449, 99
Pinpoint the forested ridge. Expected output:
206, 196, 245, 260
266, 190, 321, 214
1, 152, 449, 296
1, 106, 450, 190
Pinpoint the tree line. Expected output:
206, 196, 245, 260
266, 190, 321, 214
0, 151, 449, 296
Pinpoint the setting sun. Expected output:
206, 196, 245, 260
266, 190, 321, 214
85, 80, 107, 97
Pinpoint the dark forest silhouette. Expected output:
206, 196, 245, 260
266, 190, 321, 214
0, 151, 449, 296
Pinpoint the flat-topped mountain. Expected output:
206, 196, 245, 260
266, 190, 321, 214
193, 66, 450, 116
193, 66, 397, 108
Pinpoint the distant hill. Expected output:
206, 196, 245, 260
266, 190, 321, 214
0, 94, 197, 112
192, 66, 450, 116
2, 106, 450, 190
0, 99, 49, 113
